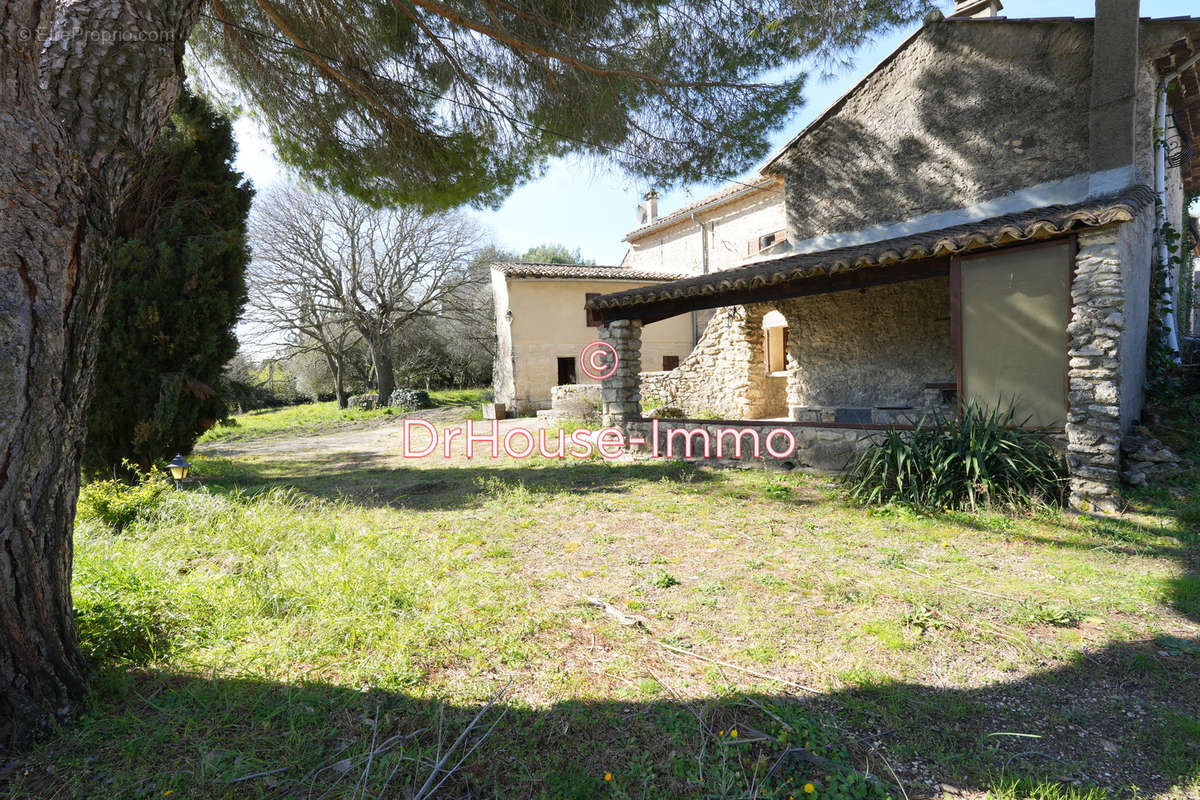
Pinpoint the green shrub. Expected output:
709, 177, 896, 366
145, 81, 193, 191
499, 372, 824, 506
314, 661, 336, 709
77, 471, 170, 532
347, 393, 379, 410
651, 570, 680, 589
842, 404, 1068, 511
388, 388, 432, 411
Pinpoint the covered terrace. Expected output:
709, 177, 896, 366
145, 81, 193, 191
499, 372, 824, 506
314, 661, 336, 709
585, 186, 1156, 481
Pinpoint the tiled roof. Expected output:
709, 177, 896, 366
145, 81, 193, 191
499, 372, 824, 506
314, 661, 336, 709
622, 177, 782, 241
587, 186, 1156, 314
491, 262, 688, 281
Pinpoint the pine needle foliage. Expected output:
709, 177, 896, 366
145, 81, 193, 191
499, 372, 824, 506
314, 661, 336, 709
192, 0, 933, 209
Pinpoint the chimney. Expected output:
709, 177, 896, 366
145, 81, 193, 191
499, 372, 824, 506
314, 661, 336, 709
1088, 0, 1139, 195
637, 189, 659, 225
948, 0, 1002, 18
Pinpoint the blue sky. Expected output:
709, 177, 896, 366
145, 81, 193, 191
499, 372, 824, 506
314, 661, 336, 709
231, 1, 1198, 265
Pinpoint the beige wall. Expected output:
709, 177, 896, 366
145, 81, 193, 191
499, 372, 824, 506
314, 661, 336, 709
622, 187, 786, 275
492, 273, 694, 412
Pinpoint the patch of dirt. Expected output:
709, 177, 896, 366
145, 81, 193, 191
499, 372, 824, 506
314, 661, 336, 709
198, 408, 554, 465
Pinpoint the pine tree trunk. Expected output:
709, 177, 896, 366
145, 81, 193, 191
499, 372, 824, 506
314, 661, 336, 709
0, 0, 202, 750
0, 63, 94, 754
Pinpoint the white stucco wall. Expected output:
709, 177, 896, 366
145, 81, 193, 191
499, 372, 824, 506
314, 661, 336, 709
621, 187, 786, 275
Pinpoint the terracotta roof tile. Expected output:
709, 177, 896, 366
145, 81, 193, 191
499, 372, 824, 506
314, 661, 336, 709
587, 186, 1156, 314
492, 262, 688, 281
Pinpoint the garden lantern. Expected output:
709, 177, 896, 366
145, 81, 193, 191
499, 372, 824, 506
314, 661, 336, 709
167, 454, 191, 489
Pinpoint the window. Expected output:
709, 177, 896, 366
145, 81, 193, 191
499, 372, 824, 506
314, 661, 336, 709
585, 292, 601, 327
557, 357, 577, 385
662, 355, 679, 370
762, 310, 788, 375
748, 229, 788, 255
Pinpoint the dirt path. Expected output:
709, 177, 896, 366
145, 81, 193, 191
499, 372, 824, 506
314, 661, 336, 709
197, 407, 557, 467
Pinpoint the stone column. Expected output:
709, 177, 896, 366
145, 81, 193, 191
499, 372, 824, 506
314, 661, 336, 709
598, 319, 642, 428
1066, 227, 1126, 512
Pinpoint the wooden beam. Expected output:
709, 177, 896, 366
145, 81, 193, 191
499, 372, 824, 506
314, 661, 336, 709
597, 257, 952, 324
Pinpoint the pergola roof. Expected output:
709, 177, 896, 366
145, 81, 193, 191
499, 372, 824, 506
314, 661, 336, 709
587, 185, 1157, 324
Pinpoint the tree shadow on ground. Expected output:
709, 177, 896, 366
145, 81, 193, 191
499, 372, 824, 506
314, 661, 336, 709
193, 454, 797, 512
3, 634, 1197, 800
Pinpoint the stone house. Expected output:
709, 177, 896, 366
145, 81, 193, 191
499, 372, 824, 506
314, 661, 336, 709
490, 263, 694, 413
587, 1, 1200, 509
491, 177, 788, 413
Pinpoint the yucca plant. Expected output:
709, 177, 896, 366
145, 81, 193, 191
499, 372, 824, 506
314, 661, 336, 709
842, 403, 1068, 511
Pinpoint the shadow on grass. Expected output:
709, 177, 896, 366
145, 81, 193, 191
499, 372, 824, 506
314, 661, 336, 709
193, 454, 767, 512
4, 635, 1197, 799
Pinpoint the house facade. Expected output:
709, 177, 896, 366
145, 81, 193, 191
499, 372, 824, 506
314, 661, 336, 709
588, 1, 1200, 510
491, 263, 694, 413
491, 176, 787, 412
621, 178, 787, 275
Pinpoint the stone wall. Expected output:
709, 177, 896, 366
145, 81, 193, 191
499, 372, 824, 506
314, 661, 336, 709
639, 370, 672, 407
598, 319, 642, 427
773, 20, 1093, 244
636, 306, 773, 418
550, 383, 602, 405
639, 278, 954, 419
1066, 224, 1133, 511
778, 277, 955, 409
625, 419, 874, 472
547, 383, 603, 421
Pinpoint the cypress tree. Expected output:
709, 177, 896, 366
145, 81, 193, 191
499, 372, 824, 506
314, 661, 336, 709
84, 90, 253, 478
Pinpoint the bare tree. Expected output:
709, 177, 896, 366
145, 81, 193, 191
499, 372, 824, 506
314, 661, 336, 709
250, 185, 487, 403
245, 250, 361, 408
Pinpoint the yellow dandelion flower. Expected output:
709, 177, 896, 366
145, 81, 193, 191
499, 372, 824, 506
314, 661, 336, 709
604, 772, 612, 782
804, 782, 816, 794
730, 729, 738, 738
718, 730, 724, 736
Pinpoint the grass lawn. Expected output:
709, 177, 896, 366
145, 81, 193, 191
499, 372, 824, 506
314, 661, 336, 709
198, 389, 490, 443
7, 404, 1199, 799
